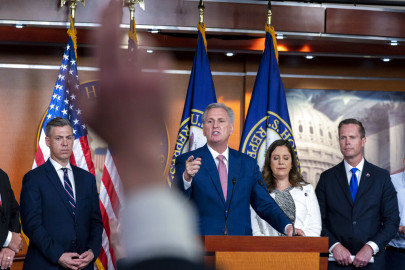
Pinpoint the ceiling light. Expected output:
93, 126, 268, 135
382, 58, 391, 62
15, 24, 24, 29
149, 29, 159, 34
390, 40, 398, 46
276, 34, 284, 40
226, 52, 234, 57
146, 49, 153, 53
305, 55, 314, 59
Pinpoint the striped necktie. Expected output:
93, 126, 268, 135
62, 168, 76, 215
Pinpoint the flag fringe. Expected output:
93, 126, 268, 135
95, 258, 106, 270
197, 23, 208, 52
67, 15, 78, 60
128, 20, 138, 45
265, 25, 278, 63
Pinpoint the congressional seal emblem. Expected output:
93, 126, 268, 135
168, 109, 207, 184
241, 111, 299, 170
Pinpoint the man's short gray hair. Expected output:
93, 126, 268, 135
45, 117, 73, 137
202, 103, 235, 124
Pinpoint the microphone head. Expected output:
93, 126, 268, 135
232, 178, 236, 184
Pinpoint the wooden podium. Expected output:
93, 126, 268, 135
202, 236, 329, 270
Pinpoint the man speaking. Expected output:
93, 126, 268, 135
173, 103, 300, 236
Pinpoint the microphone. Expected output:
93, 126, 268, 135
224, 178, 237, 236
257, 180, 296, 236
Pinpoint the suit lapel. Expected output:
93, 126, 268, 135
0, 182, 6, 214
355, 160, 373, 203
72, 166, 83, 218
226, 149, 240, 208
45, 160, 75, 218
200, 145, 226, 205
335, 161, 353, 206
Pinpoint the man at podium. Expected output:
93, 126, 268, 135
173, 103, 303, 237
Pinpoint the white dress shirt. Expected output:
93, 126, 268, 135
388, 170, 405, 248
251, 183, 322, 237
183, 145, 229, 190
49, 157, 76, 199
330, 158, 379, 255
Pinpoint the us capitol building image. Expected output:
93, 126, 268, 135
286, 89, 405, 187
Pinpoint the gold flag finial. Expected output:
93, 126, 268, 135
267, 0, 272, 27
61, 0, 85, 25
123, 0, 145, 34
198, 0, 204, 26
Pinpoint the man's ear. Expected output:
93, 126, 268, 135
361, 136, 366, 147
45, 136, 50, 147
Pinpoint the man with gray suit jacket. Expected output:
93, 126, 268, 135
316, 118, 399, 269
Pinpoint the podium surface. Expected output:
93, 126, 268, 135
202, 236, 328, 270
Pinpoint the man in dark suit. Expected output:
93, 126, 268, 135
316, 118, 399, 269
0, 169, 22, 269
173, 103, 301, 237
20, 117, 103, 270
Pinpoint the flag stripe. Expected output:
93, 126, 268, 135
99, 201, 117, 268
79, 135, 95, 175
34, 143, 45, 167
101, 152, 122, 218
99, 148, 122, 269
101, 169, 120, 218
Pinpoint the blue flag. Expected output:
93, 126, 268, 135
168, 24, 217, 184
239, 26, 299, 170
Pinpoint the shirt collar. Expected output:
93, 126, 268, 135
344, 157, 365, 174
207, 144, 229, 161
49, 157, 72, 172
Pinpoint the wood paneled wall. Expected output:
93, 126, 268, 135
1, 43, 404, 270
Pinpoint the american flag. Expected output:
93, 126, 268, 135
33, 32, 94, 174
95, 26, 137, 270
31, 29, 110, 268
98, 149, 123, 270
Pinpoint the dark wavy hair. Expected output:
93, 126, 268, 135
262, 139, 307, 192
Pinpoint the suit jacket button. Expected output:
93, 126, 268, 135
353, 221, 357, 225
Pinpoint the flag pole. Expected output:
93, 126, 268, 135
198, 0, 205, 26
60, 0, 85, 58
60, 0, 85, 29
123, 0, 144, 45
266, 0, 278, 62
267, 0, 272, 27
197, 0, 207, 52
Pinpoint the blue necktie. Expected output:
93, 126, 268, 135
62, 168, 76, 215
349, 168, 358, 202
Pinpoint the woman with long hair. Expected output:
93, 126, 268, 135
251, 139, 321, 236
